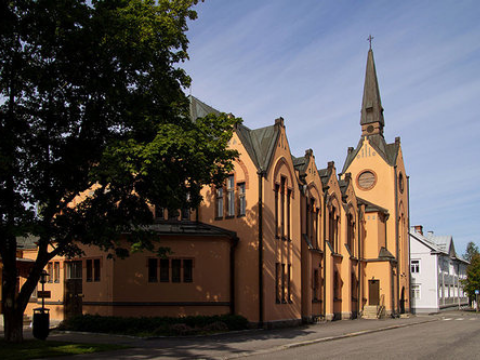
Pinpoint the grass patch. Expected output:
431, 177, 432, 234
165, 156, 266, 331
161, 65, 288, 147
0, 339, 128, 360
59, 314, 249, 337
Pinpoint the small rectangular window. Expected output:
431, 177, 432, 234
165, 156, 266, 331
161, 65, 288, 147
66, 261, 82, 280
172, 259, 181, 283
411, 260, 420, 274
183, 259, 193, 282
148, 258, 158, 282
160, 259, 169, 282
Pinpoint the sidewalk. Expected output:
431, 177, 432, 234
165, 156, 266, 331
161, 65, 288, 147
20, 313, 457, 360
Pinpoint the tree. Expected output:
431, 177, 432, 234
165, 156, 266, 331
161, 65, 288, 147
464, 241, 479, 262
0, 0, 239, 342
461, 254, 480, 310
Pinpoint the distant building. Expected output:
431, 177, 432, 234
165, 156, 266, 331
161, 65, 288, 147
409, 225, 469, 314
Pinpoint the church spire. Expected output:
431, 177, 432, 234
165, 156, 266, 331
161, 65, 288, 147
360, 46, 384, 137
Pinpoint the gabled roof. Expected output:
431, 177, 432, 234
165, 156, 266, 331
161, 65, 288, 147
188, 95, 221, 120
235, 122, 281, 172
410, 227, 469, 264
342, 135, 400, 174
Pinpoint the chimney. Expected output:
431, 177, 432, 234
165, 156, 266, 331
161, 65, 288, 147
413, 225, 423, 235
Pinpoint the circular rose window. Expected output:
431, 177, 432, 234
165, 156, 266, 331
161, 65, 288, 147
357, 171, 376, 190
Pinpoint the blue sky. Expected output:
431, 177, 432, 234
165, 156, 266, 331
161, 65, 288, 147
180, 0, 480, 256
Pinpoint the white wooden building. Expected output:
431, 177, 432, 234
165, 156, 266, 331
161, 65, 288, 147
409, 226, 469, 314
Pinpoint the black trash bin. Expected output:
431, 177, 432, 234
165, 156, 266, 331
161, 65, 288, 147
33, 308, 50, 340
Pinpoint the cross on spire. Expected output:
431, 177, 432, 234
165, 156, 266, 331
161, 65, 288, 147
367, 34, 374, 50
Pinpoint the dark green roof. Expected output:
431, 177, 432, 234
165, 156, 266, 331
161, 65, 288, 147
188, 95, 221, 120
360, 49, 384, 128
235, 122, 281, 172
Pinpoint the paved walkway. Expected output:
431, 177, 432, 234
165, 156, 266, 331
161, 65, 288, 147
2, 310, 478, 359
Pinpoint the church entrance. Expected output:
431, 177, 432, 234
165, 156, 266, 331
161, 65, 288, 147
65, 261, 83, 319
368, 279, 380, 306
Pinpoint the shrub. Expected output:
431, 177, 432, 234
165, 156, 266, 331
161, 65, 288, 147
60, 314, 249, 336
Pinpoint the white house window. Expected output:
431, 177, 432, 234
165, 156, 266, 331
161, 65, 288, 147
412, 284, 421, 299
411, 260, 420, 274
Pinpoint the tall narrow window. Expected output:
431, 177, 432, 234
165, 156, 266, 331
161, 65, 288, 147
314, 205, 319, 249
275, 184, 279, 239
227, 175, 235, 216
287, 264, 292, 303
148, 258, 158, 282
334, 271, 339, 299
216, 188, 224, 218
172, 259, 181, 283
313, 269, 319, 301
281, 263, 286, 303
238, 183, 246, 216
347, 214, 354, 255
329, 211, 335, 251
183, 259, 193, 282
94, 259, 101, 281
275, 263, 281, 303
54, 262, 60, 283
287, 189, 291, 241
47, 263, 53, 283
281, 177, 286, 239
160, 259, 169, 282
86, 260, 93, 282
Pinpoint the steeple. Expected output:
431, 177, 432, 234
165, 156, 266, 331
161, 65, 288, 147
360, 48, 384, 137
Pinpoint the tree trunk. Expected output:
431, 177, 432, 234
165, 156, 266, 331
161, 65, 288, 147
2, 266, 25, 343
3, 305, 25, 343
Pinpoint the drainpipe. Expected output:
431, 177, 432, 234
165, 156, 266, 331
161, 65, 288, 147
258, 170, 266, 327
357, 206, 362, 317
394, 165, 399, 316
230, 236, 239, 315
323, 186, 330, 318
407, 175, 411, 313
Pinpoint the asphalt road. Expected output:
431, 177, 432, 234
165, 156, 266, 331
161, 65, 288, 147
248, 312, 480, 360
15, 310, 479, 359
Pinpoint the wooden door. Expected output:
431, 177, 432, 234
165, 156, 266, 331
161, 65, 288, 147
368, 279, 380, 306
65, 261, 83, 319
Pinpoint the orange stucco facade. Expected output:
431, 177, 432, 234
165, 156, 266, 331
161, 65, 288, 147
16, 48, 410, 326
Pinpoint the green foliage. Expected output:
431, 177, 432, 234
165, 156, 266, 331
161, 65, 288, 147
59, 314, 249, 336
0, 0, 239, 342
464, 242, 479, 262
461, 253, 480, 302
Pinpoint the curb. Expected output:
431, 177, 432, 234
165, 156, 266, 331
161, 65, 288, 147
224, 318, 439, 359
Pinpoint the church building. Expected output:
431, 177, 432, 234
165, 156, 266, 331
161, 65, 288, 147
20, 47, 411, 326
